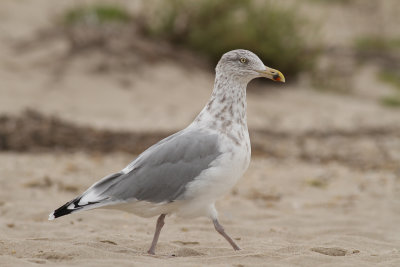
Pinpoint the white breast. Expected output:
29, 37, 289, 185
174, 128, 250, 218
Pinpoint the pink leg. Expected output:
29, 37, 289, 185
213, 219, 240, 250
147, 214, 166, 255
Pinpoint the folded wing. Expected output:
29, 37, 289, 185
50, 130, 221, 219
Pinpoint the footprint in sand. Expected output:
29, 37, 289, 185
311, 247, 360, 256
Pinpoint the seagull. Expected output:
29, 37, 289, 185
49, 49, 285, 254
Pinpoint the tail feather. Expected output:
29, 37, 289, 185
48, 196, 103, 220
48, 172, 124, 220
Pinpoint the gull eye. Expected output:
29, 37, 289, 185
240, 57, 247, 64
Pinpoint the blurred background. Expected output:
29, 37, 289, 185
0, 0, 399, 160
1, 0, 400, 265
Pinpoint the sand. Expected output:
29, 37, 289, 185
1, 0, 400, 266
1, 152, 399, 266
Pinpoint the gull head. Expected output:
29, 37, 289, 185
216, 49, 285, 84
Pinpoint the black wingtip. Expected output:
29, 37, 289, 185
48, 197, 82, 220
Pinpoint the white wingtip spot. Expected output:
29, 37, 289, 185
48, 212, 55, 221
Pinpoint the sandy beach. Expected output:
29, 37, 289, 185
1, 0, 400, 266
1, 152, 399, 266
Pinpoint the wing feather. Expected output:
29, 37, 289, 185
81, 130, 220, 204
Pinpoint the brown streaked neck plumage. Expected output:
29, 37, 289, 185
194, 72, 249, 139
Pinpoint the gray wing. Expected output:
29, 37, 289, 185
86, 130, 221, 203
